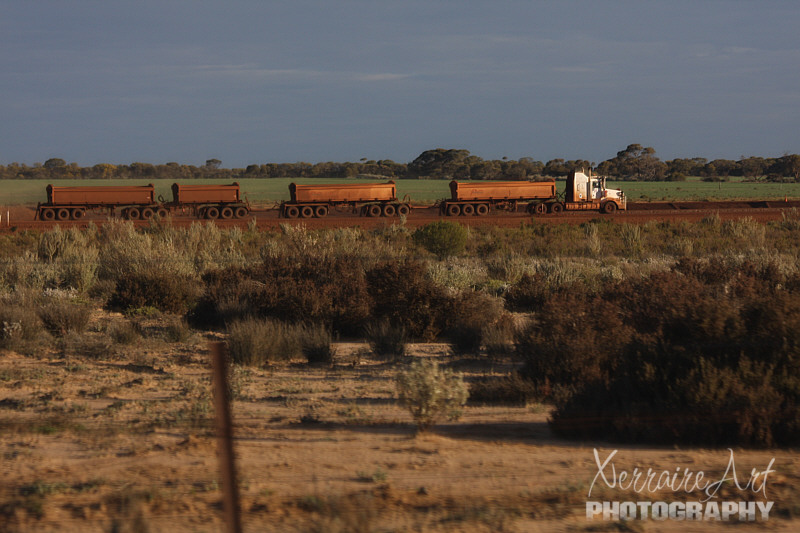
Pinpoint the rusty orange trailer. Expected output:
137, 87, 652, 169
170, 182, 250, 219
281, 181, 410, 218
37, 184, 158, 221
440, 180, 557, 216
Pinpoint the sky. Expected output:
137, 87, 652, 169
1, 1, 799, 168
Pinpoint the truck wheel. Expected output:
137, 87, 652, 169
534, 203, 547, 215
382, 204, 396, 217
397, 204, 411, 216
285, 206, 300, 218
602, 201, 617, 214
129, 207, 142, 220
234, 206, 248, 218
461, 204, 475, 216
205, 207, 220, 219
476, 204, 489, 216
157, 208, 169, 218
367, 205, 382, 217
314, 205, 329, 218
56, 208, 71, 220
300, 206, 314, 218
141, 207, 155, 219
71, 208, 85, 220
220, 207, 234, 219
446, 204, 461, 216
549, 203, 564, 214
41, 208, 56, 221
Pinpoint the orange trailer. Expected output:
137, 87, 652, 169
281, 181, 410, 218
170, 182, 250, 219
440, 180, 557, 216
37, 184, 158, 221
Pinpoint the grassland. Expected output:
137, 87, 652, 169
3, 176, 800, 205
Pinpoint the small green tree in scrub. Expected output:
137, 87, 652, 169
396, 360, 469, 432
412, 221, 467, 258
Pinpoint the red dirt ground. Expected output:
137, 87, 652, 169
2, 201, 800, 233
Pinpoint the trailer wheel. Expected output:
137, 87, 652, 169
534, 203, 547, 215
446, 204, 461, 216
367, 204, 382, 217
397, 204, 411, 216
382, 204, 396, 217
476, 204, 489, 216
56, 208, 71, 221
41, 208, 56, 221
549, 203, 564, 214
602, 201, 617, 214
234, 206, 248, 219
300, 206, 314, 218
157, 208, 169, 218
127, 207, 141, 220
205, 207, 220, 219
314, 205, 329, 218
461, 204, 475, 216
285, 205, 300, 218
220, 206, 234, 219
71, 208, 85, 220
141, 207, 155, 219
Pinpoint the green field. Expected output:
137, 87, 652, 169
3, 177, 800, 206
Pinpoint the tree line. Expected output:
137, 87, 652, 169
2, 144, 800, 182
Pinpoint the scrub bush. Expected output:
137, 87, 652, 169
396, 360, 469, 432
412, 221, 468, 258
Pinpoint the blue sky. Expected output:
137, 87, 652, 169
2, 1, 798, 167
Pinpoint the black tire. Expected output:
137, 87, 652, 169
549, 203, 564, 214
603, 201, 617, 214
127, 207, 141, 220
300, 206, 314, 218
397, 204, 411, 216
367, 204, 382, 217
446, 204, 461, 216
476, 204, 489, 216
314, 205, 329, 218
141, 207, 155, 219
56, 208, 71, 220
205, 207, 220, 219
234, 206, 248, 218
41, 208, 56, 221
461, 204, 475, 216
534, 203, 547, 215
285, 205, 300, 218
157, 208, 169, 218
382, 204, 396, 217
220, 206, 234, 219
71, 208, 85, 220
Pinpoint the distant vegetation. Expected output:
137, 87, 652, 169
2, 144, 799, 182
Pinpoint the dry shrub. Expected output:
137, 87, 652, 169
107, 321, 140, 345
226, 318, 301, 366
468, 373, 539, 406
38, 300, 92, 337
412, 221, 468, 258
444, 290, 505, 355
542, 268, 800, 447
363, 320, 408, 361
0, 305, 43, 349
366, 260, 450, 341
108, 271, 202, 314
192, 255, 371, 336
396, 360, 469, 432
300, 323, 336, 366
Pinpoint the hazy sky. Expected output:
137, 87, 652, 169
2, 1, 798, 167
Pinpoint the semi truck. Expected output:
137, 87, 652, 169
439, 171, 626, 215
